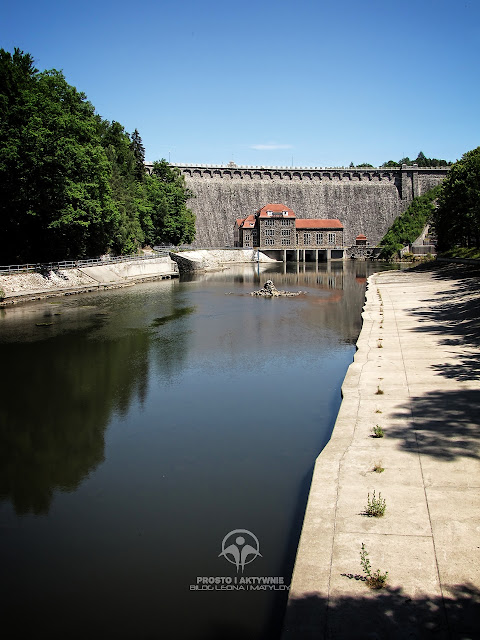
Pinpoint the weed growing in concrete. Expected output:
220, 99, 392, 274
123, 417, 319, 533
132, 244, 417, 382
377, 340, 383, 348
372, 425, 384, 438
375, 386, 384, 395
364, 490, 386, 517
375, 409, 382, 413
373, 462, 384, 473
360, 543, 388, 589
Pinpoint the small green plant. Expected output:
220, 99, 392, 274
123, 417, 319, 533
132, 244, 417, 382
373, 462, 384, 473
364, 490, 386, 517
377, 340, 383, 348
375, 409, 382, 413
360, 543, 388, 589
375, 386, 384, 395
372, 424, 384, 438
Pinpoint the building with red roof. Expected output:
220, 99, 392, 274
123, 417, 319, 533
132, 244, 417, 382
234, 203, 343, 250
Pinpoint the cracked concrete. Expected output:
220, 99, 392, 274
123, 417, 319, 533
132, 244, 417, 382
282, 263, 480, 640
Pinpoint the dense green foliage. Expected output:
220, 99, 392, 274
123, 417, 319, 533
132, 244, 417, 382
381, 151, 452, 168
432, 146, 480, 251
379, 186, 441, 259
142, 160, 196, 246
0, 48, 195, 264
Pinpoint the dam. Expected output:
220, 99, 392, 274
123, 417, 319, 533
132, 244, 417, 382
145, 163, 449, 248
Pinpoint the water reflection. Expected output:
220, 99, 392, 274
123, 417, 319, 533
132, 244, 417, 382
0, 262, 399, 639
0, 282, 193, 515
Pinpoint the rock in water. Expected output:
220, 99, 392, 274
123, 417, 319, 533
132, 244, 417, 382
251, 280, 302, 297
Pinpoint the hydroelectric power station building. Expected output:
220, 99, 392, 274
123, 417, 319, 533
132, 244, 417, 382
234, 203, 345, 260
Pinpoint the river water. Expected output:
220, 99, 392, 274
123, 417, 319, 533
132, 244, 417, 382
0, 261, 398, 639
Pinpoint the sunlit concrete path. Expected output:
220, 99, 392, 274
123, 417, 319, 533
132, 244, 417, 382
283, 262, 480, 640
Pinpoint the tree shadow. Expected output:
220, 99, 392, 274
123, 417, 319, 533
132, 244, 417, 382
282, 582, 480, 639
388, 389, 480, 461
406, 263, 480, 382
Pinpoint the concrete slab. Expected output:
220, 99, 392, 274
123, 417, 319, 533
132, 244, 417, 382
283, 263, 480, 640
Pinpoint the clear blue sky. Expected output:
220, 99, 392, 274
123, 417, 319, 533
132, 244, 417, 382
2, 0, 478, 167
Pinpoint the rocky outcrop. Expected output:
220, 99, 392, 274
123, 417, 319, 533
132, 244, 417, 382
251, 280, 303, 297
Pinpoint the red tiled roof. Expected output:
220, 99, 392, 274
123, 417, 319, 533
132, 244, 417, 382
235, 215, 256, 228
356, 234, 367, 240
295, 219, 343, 229
256, 203, 296, 218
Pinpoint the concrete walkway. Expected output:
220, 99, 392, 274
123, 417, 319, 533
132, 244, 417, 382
283, 263, 480, 640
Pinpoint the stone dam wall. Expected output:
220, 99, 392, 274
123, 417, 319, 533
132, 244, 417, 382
146, 164, 449, 248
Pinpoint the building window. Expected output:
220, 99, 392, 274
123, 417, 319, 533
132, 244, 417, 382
281, 219, 291, 226
316, 232, 323, 244
281, 229, 291, 236
265, 229, 274, 236
304, 233, 311, 245
281, 238, 290, 245
265, 238, 275, 245
264, 219, 274, 226
328, 233, 336, 244
296, 234, 299, 244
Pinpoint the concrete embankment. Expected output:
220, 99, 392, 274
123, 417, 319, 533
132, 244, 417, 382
283, 262, 480, 639
170, 248, 277, 272
0, 256, 178, 305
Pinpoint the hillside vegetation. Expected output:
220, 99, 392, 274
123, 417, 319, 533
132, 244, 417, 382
379, 186, 441, 259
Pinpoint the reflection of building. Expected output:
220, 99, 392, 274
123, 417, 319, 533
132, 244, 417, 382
234, 204, 344, 250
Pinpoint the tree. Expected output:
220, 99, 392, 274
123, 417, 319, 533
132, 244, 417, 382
0, 48, 119, 262
142, 160, 195, 246
381, 160, 400, 167
0, 47, 196, 262
130, 129, 145, 183
99, 120, 144, 254
433, 147, 480, 250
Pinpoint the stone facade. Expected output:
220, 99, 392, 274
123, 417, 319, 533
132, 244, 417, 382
235, 203, 344, 251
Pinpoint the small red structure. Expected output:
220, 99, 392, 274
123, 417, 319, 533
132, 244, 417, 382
355, 234, 367, 246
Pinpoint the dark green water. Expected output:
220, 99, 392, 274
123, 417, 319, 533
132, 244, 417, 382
0, 261, 398, 639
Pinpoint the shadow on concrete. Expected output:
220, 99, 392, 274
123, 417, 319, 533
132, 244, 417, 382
388, 389, 480, 461
383, 263, 480, 461
407, 263, 480, 382
282, 582, 480, 640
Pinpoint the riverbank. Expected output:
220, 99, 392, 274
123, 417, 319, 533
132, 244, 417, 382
283, 262, 480, 639
0, 257, 178, 305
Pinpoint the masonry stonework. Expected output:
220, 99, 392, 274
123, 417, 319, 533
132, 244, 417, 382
145, 164, 449, 247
